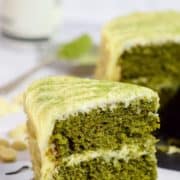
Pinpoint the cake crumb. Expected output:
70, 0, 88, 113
157, 144, 180, 155
167, 146, 180, 155
0, 138, 10, 147
11, 141, 27, 151
0, 146, 17, 162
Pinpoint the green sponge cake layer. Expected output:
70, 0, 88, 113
53, 155, 157, 180
49, 101, 159, 160
24, 76, 159, 180
121, 42, 180, 105
121, 43, 180, 80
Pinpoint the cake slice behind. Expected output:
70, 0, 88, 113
95, 11, 180, 139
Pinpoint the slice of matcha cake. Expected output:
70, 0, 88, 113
96, 11, 180, 139
24, 76, 160, 180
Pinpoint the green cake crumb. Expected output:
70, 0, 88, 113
57, 34, 93, 60
157, 144, 180, 155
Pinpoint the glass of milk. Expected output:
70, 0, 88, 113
0, 0, 62, 41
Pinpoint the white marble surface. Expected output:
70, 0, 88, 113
0, 1, 180, 179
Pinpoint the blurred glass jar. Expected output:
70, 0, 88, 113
1, 0, 62, 41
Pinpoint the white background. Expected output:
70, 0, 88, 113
62, 0, 180, 23
0, 0, 180, 179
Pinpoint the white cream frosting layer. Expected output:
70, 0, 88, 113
62, 144, 153, 167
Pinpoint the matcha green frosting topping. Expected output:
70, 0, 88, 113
57, 34, 93, 60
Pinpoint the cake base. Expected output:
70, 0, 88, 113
53, 155, 157, 180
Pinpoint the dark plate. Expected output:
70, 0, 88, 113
157, 151, 180, 171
